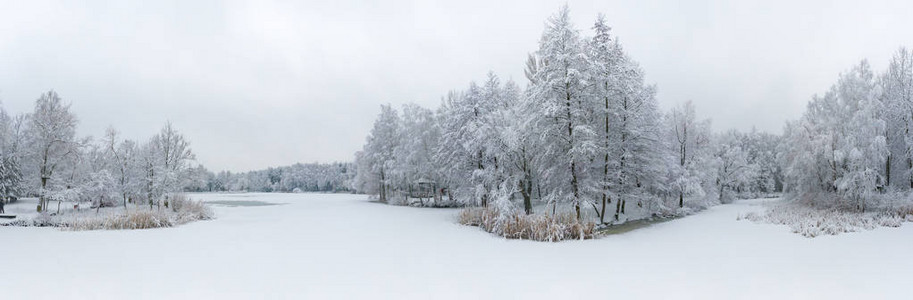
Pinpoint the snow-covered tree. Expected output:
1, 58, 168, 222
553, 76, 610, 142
81, 169, 118, 211
835, 61, 886, 211
135, 123, 196, 207
357, 105, 401, 203
395, 103, 441, 201
103, 128, 140, 208
712, 131, 759, 202
601, 46, 667, 221
737, 129, 782, 195
25, 91, 80, 212
879, 47, 913, 189
528, 4, 598, 219
436, 83, 492, 206
782, 60, 888, 211
487, 79, 543, 214
666, 101, 713, 208
0, 104, 24, 200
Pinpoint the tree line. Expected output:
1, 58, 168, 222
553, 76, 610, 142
353, 6, 782, 223
188, 162, 355, 193
781, 48, 913, 211
0, 91, 196, 212
0, 91, 357, 213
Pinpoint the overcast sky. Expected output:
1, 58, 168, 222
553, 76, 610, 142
2, 0, 912, 172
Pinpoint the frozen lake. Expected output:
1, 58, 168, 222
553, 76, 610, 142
1, 193, 910, 299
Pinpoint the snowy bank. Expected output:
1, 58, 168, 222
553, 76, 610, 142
1, 195, 214, 230
739, 199, 913, 237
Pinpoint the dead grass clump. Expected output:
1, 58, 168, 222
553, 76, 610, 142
3, 194, 214, 231
740, 201, 913, 237
459, 207, 597, 242
170, 194, 215, 223
68, 210, 174, 230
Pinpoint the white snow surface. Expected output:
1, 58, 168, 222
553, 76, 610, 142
1, 193, 910, 299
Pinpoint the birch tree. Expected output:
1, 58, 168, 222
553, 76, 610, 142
666, 101, 712, 208
26, 91, 79, 212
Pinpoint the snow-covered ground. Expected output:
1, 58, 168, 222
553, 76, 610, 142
1, 193, 910, 299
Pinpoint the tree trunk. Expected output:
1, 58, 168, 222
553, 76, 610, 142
614, 195, 622, 221
601, 87, 610, 224
885, 153, 891, 190
572, 161, 580, 220
618, 98, 629, 216
39, 177, 49, 212
563, 82, 581, 220
520, 178, 532, 215
478, 150, 487, 207
379, 169, 386, 203
908, 157, 912, 189
679, 191, 684, 208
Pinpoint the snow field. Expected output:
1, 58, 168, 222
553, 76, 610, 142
1, 193, 911, 299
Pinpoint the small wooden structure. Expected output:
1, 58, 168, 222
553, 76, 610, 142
0, 196, 12, 218
409, 178, 436, 199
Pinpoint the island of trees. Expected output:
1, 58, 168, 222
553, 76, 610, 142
353, 5, 913, 240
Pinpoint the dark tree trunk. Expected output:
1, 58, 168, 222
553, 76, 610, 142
39, 177, 49, 212
719, 183, 725, 202
565, 87, 580, 220
885, 153, 891, 190
520, 174, 532, 215
908, 157, 912, 189
614, 195, 622, 221
601, 85, 611, 224
572, 161, 580, 220
478, 150, 487, 207
379, 169, 386, 203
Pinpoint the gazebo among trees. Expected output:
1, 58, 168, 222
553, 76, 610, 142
409, 178, 435, 201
